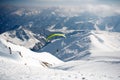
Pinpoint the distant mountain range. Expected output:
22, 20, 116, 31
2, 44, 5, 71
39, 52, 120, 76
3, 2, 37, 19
0, 5, 120, 34
0, 5, 120, 61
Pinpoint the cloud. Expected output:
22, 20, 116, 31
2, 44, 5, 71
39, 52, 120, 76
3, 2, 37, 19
58, 4, 120, 17
84, 4, 119, 17
0, 0, 120, 7
0, 0, 119, 17
1, 0, 120, 7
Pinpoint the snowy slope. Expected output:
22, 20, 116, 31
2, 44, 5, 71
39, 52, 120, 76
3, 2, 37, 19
0, 38, 63, 67
40, 30, 120, 61
90, 31, 120, 57
1, 35, 120, 80
53, 59, 120, 80
0, 26, 46, 49
40, 30, 91, 61
51, 31, 120, 80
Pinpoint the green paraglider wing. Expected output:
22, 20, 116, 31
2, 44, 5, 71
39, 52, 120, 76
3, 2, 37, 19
46, 33, 66, 42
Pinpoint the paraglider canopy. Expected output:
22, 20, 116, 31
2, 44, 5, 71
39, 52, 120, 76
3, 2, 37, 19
46, 33, 66, 42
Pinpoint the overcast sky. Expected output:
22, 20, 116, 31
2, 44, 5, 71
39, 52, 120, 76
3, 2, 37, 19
0, 0, 120, 7
0, 0, 120, 17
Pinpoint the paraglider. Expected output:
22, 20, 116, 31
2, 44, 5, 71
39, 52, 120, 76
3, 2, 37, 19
46, 33, 66, 42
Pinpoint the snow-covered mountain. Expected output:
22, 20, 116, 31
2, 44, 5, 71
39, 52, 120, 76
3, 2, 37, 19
40, 30, 120, 61
0, 26, 46, 49
0, 38, 63, 66
0, 5, 120, 80
0, 32, 120, 80
0, 6, 120, 49
0, 6, 120, 60
0, 6, 120, 34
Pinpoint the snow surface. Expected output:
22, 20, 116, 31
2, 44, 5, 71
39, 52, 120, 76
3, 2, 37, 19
90, 31, 120, 57
0, 31, 120, 80
0, 27, 40, 49
0, 38, 63, 66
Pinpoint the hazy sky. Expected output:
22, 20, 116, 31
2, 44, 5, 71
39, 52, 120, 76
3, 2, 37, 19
0, 0, 120, 7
